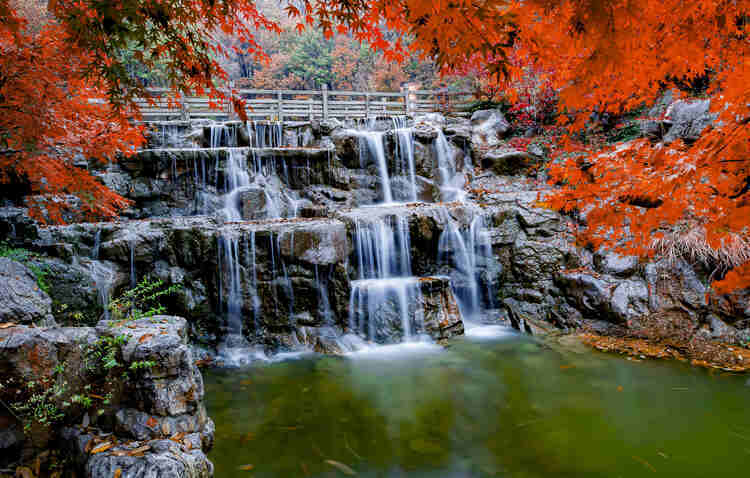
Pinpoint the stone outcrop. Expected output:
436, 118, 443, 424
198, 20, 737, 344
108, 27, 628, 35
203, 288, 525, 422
0, 257, 55, 326
0, 316, 214, 476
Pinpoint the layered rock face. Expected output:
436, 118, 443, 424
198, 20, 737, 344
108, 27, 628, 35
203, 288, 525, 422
1, 105, 748, 362
0, 317, 213, 477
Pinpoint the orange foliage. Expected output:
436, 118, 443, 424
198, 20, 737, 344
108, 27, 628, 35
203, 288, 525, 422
1, 6, 143, 222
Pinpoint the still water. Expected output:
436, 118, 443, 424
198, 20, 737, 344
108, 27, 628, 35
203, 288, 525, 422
204, 327, 750, 477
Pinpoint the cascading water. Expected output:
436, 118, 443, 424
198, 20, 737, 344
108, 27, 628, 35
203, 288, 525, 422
392, 116, 418, 202
437, 209, 497, 320
348, 214, 427, 343
434, 130, 467, 203
216, 233, 266, 366
357, 131, 393, 203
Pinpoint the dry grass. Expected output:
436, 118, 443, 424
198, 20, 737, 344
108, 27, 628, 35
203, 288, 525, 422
651, 224, 750, 277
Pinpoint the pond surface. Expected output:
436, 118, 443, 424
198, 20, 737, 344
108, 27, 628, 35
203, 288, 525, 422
204, 327, 750, 477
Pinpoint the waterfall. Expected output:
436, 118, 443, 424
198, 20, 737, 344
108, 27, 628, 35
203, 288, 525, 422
437, 209, 496, 319
91, 229, 101, 260
221, 148, 251, 221
348, 215, 426, 343
315, 265, 334, 325
353, 215, 411, 279
246, 231, 261, 329
392, 116, 418, 202
216, 232, 266, 366
218, 235, 243, 336
352, 130, 393, 203
128, 240, 136, 288
434, 130, 467, 203
349, 277, 424, 343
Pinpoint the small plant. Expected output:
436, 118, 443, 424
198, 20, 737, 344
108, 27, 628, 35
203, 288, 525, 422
10, 380, 67, 431
0, 241, 49, 293
85, 334, 129, 372
108, 277, 181, 322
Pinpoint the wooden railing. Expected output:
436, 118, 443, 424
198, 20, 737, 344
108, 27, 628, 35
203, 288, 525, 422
134, 87, 475, 121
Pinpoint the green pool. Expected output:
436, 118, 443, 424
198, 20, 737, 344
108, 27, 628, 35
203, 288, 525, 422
204, 327, 750, 477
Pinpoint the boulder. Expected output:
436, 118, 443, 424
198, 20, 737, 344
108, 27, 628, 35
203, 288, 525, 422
662, 99, 715, 145
62, 428, 213, 478
470, 110, 511, 151
0, 257, 55, 325
556, 272, 650, 323
594, 251, 639, 277
483, 148, 541, 176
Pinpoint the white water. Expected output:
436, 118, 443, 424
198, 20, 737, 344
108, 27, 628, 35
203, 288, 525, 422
348, 215, 428, 344
437, 208, 496, 319
351, 130, 394, 203
392, 116, 418, 202
435, 130, 467, 202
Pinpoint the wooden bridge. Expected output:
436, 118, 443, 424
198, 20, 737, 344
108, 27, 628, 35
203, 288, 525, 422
135, 87, 474, 121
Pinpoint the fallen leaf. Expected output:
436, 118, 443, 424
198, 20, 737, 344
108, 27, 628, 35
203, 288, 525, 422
170, 431, 186, 442
0, 322, 17, 329
617, 386, 624, 392
138, 333, 153, 343
91, 442, 114, 454
128, 445, 151, 456
237, 464, 254, 471
559, 364, 575, 370
632, 455, 656, 472
146, 416, 158, 428
15, 466, 33, 478
114, 469, 122, 478
84, 438, 97, 453
325, 459, 357, 476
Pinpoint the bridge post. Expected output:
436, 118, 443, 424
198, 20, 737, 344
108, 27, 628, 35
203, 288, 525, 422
322, 85, 329, 121
401, 86, 412, 117
365, 93, 370, 119
277, 91, 284, 123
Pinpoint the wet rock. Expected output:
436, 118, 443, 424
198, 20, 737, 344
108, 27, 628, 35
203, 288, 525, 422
330, 129, 361, 167
419, 277, 465, 340
444, 118, 472, 144
300, 205, 329, 218
315, 118, 344, 136
557, 272, 649, 323
276, 220, 348, 265
0, 206, 39, 243
0, 257, 55, 325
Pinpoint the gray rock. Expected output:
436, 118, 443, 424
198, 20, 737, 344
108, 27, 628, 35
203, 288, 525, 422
556, 272, 613, 319
83, 438, 213, 478
483, 148, 540, 176
610, 280, 650, 321
0, 257, 55, 325
706, 313, 736, 341
595, 251, 639, 277
98, 316, 204, 417
471, 110, 511, 151
662, 99, 715, 145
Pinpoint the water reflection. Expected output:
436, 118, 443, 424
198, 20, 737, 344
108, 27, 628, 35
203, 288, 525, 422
205, 330, 750, 477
